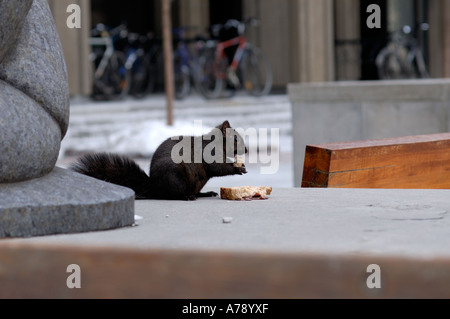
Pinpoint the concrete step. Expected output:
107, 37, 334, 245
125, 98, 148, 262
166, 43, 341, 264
2, 187, 450, 298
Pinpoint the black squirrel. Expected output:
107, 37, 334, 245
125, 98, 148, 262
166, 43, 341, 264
70, 120, 248, 200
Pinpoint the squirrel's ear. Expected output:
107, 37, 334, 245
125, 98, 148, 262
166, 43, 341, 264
217, 120, 231, 135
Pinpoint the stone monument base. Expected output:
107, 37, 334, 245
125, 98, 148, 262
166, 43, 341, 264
0, 167, 135, 238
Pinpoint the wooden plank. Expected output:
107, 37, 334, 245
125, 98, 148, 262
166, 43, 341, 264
1, 242, 450, 298
302, 145, 332, 187
302, 133, 450, 189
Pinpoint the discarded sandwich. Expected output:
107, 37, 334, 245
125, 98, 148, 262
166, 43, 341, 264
220, 186, 272, 201
233, 154, 245, 167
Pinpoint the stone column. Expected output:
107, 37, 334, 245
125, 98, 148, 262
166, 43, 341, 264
178, 0, 209, 39
243, 0, 291, 89
47, 0, 92, 96
289, 0, 335, 82
334, 0, 361, 81
428, 0, 450, 78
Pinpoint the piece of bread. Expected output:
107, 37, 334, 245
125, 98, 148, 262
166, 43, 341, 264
220, 186, 272, 200
233, 155, 245, 167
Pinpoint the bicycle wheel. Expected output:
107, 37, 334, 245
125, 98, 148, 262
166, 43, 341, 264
376, 45, 413, 79
240, 45, 272, 96
174, 51, 191, 100
93, 51, 129, 100
129, 54, 155, 98
195, 46, 226, 99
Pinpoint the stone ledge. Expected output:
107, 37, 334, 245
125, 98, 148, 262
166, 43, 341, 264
1, 243, 450, 298
288, 79, 450, 102
0, 167, 135, 237
2, 187, 450, 297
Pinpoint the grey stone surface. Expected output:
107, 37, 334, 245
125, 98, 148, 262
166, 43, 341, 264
6, 187, 450, 259
0, 1, 134, 239
0, 80, 61, 182
288, 79, 450, 187
0, 0, 33, 63
0, 167, 135, 238
0, 0, 70, 182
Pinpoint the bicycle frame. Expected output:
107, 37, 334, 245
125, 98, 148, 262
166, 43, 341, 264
175, 41, 193, 71
90, 36, 114, 79
196, 18, 272, 98
172, 27, 200, 74
376, 24, 429, 79
214, 35, 247, 78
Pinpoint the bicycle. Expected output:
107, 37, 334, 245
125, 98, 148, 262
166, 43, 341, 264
120, 27, 157, 98
155, 27, 204, 100
196, 19, 273, 99
89, 24, 129, 100
376, 23, 429, 80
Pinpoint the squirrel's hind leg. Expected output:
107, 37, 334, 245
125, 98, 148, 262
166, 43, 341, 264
184, 194, 197, 201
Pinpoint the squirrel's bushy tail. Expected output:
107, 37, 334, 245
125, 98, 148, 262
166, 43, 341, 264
70, 153, 152, 199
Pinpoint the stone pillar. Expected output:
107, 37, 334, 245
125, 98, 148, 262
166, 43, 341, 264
289, 0, 335, 82
428, 0, 450, 78
334, 0, 361, 81
47, 0, 92, 96
243, 0, 291, 89
178, 0, 209, 39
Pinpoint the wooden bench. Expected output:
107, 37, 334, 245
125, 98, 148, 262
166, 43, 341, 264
302, 133, 450, 189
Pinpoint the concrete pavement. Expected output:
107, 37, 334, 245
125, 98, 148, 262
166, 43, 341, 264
6, 187, 450, 257
2, 186, 450, 298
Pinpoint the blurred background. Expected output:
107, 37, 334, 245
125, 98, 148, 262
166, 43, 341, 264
46, 0, 450, 97
44, 0, 450, 188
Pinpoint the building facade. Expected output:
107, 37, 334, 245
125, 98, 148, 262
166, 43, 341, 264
47, 0, 450, 96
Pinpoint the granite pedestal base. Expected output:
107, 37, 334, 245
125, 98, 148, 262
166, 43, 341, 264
0, 167, 135, 238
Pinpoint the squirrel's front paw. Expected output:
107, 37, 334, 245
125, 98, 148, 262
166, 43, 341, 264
234, 165, 247, 175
